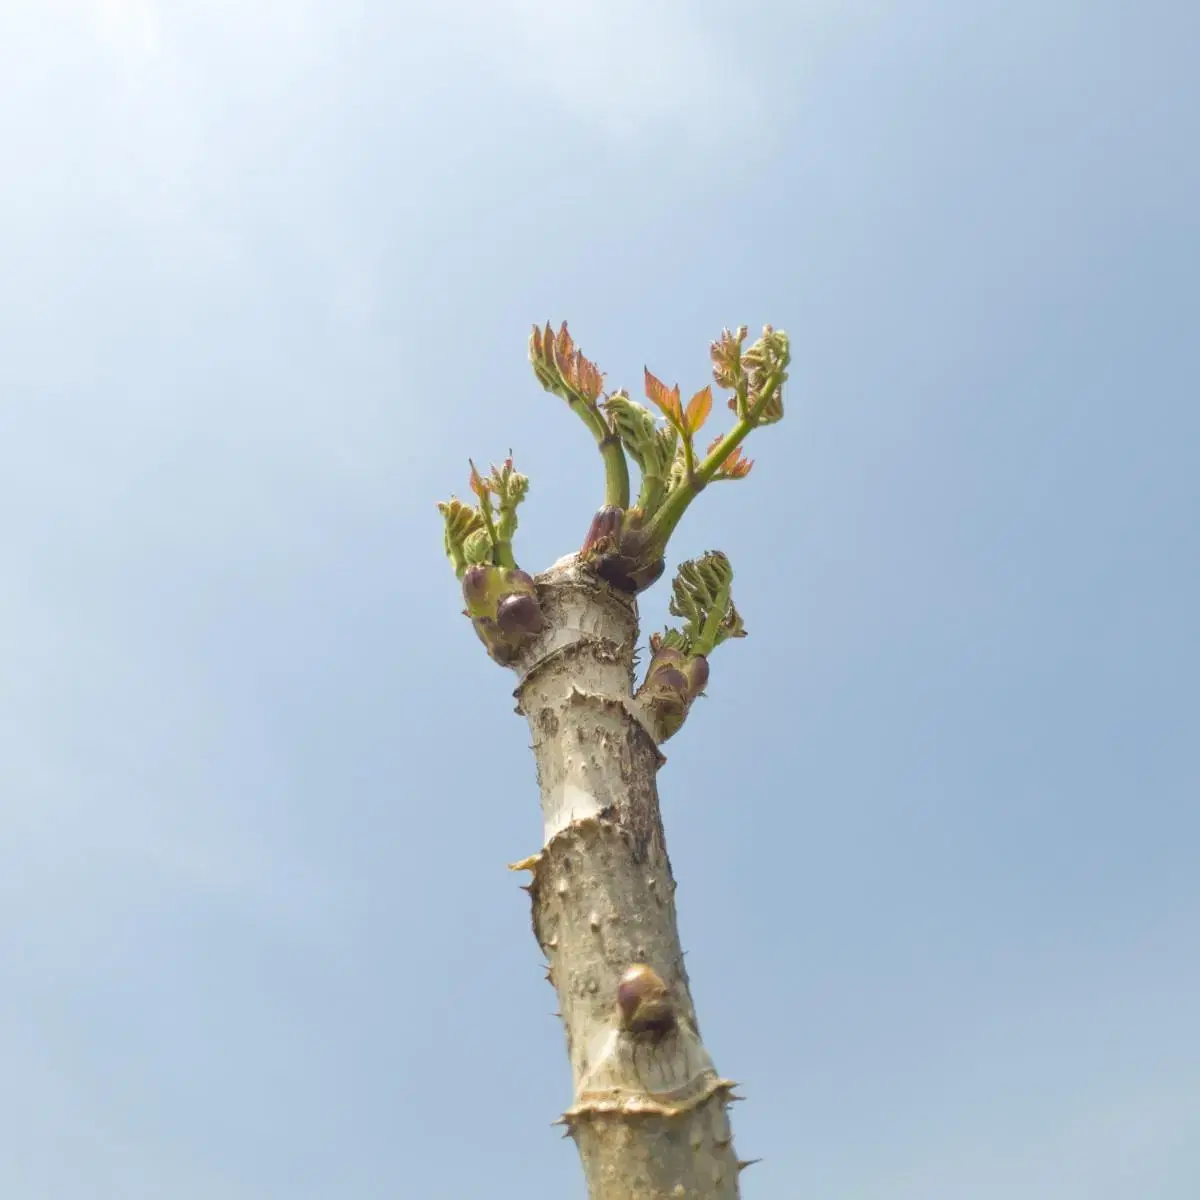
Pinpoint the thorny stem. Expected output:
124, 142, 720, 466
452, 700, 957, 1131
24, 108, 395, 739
438, 323, 791, 1197
511, 559, 745, 1198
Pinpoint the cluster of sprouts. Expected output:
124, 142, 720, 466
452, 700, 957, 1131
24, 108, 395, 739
437, 322, 790, 740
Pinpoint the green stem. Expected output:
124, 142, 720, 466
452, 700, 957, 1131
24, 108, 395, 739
476, 494, 502, 562
638, 471, 666, 516
600, 433, 632, 510
641, 369, 782, 553
733, 368, 749, 421
681, 425, 696, 480
694, 578, 731, 656
563, 393, 631, 510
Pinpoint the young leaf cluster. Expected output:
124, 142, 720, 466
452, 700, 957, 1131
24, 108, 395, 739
635, 551, 747, 743
433, 320, 789, 678
528, 322, 791, 594
438, 456, 529, 578
661, 551, 747, 658
437, 456, 546, 666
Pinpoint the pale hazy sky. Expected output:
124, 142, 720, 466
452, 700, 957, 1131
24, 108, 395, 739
2, 2, 1198, 1197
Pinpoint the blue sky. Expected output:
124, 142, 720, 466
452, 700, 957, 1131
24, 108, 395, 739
2, 2, 1198, 1196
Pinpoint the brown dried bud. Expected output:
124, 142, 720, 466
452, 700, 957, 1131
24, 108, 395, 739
616, 963, 675, 1036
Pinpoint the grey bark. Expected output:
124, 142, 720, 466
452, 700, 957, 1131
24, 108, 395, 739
508, 554, 745, 1199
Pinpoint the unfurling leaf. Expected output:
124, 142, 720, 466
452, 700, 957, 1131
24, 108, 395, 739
463, 527, 492, 565
710, 326, 749, 392
705, 437, 754, 480
649, 628, 688, 655
437, 496, 486, 577
667, 551, 746, 654
440, 452, 532, 578
719, 599, 746, 642
634, 550, 745, 740
485, 455, 530, 546
644, 368, 684, 427
684, 385, 712, 435
728, 325, 790, 425
602, 392, 658, 472
468, 459, 489, 499
603, 391, 678, 515
438, 497, 482, 543
575, 354, 604, 404
487, 457, 529, 506
530, 320, 606, 407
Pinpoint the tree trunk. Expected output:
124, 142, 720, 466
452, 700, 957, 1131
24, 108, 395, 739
509, 554, 745, 1199
440, 320, 789, 1194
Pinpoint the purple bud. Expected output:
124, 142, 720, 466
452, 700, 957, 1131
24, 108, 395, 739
685, 654, 710, 699
580, 505, 623, 558
649, 646, 687, 670
504, 568, 536, 591
652, 696, 687, 742
497, 592, 546, 637
631, 556, 666, 591
651, 666, 689, 697
470, 614, 502, 655
462, 564, 491, 609
595, 557, 636, 592
616, 963, 675, 1036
